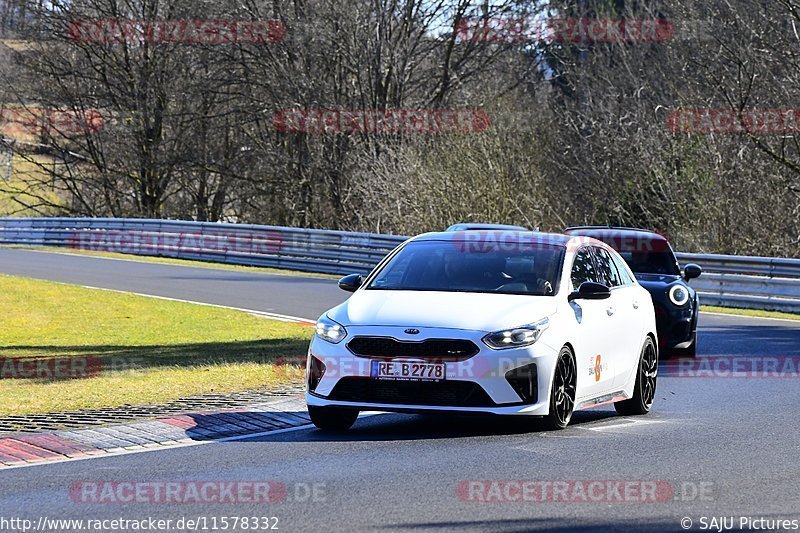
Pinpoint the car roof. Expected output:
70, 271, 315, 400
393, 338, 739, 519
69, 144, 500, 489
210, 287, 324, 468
445, 223, 528, 232
412, 230, 574, 246
563, 226, 669, 242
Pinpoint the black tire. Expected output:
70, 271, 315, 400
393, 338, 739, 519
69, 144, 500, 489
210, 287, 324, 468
615, 337, 658, 416
308, 405, 359, 431
542, 347, 577, 430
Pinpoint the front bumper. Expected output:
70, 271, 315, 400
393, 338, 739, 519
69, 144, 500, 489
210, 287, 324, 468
306, 325, 560, 416
655, 301, 697, 349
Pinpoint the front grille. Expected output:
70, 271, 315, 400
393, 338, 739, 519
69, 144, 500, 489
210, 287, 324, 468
328, 377, 496, 407
347, 336, 479, 361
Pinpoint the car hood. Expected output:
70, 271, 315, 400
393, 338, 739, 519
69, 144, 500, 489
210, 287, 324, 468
327, 290, 558, 332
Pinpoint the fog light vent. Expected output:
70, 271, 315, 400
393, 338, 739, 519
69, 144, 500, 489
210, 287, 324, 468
308, 356, 326, 392
505, 363, 538, 403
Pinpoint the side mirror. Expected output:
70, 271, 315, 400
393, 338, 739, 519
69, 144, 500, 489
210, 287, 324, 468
568, 281, 611, 302
338, 274, 363, 292
683, 263, 702, 280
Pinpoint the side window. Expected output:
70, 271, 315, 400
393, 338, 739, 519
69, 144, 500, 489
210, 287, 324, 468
610, 251, 635, 286
571, 248, 597, 289
594, 247, 623, 287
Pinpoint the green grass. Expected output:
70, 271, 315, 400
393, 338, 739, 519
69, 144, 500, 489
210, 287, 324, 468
0, 274, 312, 415
701, 305, 800, 321
0, 154, 65, 216
7, 245, 340, 279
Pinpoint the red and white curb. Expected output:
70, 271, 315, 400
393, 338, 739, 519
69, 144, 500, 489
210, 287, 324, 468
0, 397, 311, 469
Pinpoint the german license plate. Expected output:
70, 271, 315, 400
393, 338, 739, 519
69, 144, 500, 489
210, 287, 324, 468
370, 360, 445, 381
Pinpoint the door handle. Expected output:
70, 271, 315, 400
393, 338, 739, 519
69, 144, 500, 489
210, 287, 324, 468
606, 306, 616, 316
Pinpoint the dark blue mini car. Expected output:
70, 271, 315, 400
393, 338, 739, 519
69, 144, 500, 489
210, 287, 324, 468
563, 226, 702, 356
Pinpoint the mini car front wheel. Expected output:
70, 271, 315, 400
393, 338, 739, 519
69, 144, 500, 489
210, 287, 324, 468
615, 336, 658, 416
543, 346, 576, 430
308, 405, 359, 431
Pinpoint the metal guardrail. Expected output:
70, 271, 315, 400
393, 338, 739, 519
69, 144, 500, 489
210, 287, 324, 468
0, 217, 799, 313
675, 253, 800, 313
0, 217, 404, 276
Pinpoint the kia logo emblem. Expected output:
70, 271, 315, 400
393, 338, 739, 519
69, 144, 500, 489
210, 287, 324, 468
404, 328, 420, 335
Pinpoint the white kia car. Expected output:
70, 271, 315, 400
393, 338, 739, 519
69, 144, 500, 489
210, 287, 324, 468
305, 230, 658, 431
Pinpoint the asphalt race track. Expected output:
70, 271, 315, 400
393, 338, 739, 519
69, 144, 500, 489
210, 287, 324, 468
1, 247, 799, 532
0, 248, 344, 320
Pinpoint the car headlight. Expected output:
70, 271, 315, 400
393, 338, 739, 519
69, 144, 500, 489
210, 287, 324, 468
483, 318, 549, 350
669, 284, 690, 306
315, 316, 347, 344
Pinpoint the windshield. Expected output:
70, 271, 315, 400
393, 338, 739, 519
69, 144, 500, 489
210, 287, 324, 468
368, 240, 565, 296
617, 251, 680, 276
582, 233, 680, 276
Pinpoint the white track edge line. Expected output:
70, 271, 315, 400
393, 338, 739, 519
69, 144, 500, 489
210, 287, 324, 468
10, 249, 799, 325
75, 284, 316, 324
0, 413, 381, 471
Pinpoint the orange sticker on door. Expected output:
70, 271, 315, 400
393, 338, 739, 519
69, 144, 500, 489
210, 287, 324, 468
589, 355, 607, 382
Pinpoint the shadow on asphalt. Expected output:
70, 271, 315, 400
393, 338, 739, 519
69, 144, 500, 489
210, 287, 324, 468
243, 409, 620, 443
376, 517, 680, 532
175, 411, 312, 441
695, 323, 800, 356
0, 338, 309, 382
